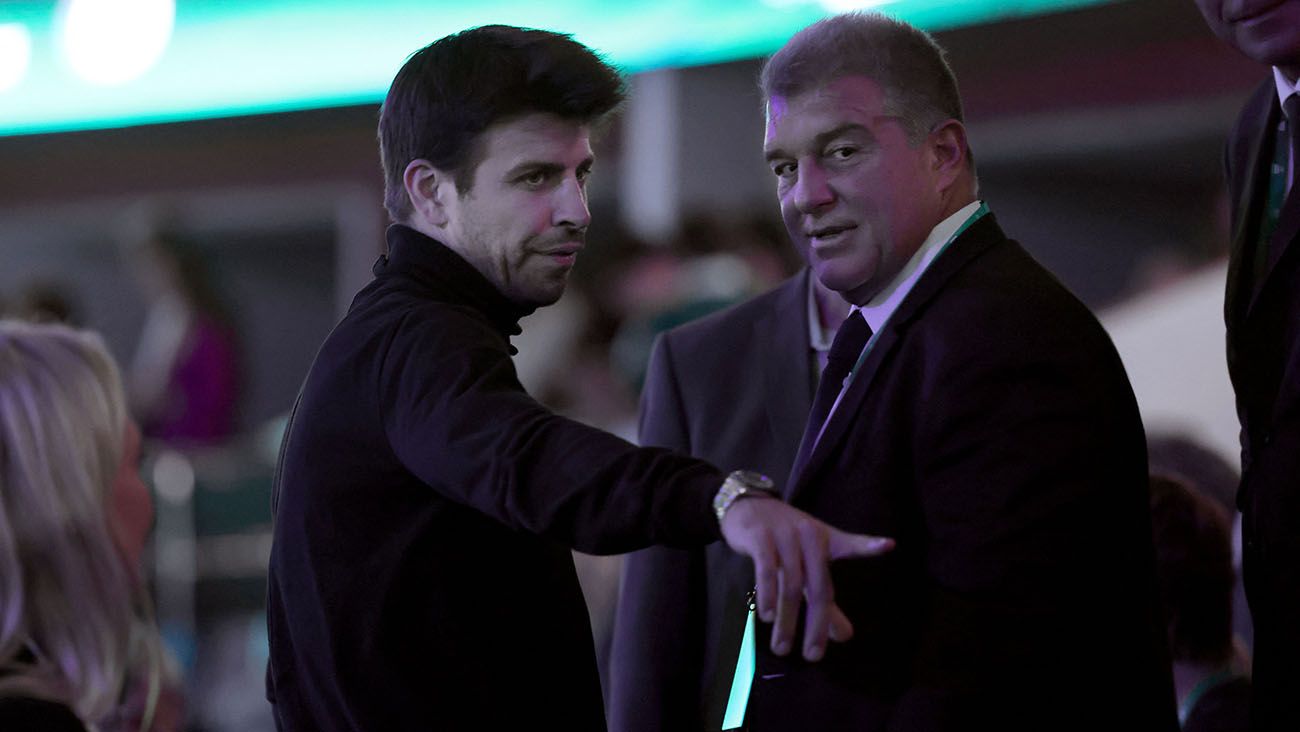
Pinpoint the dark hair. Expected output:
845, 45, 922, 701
1146, 433, 1240, 517
378, 25, 626, 222
1149, 474, 1236, 664
760, 12, 963, 145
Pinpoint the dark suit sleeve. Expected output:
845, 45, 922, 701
0, 699, 88, 732
891, 317, 1169, 728
609, 332, 710, 732
378, 309, 723, 553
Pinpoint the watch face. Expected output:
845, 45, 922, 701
733, 470, 774, 491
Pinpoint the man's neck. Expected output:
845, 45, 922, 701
813, 276, 851, 332
939, 189, 978, 223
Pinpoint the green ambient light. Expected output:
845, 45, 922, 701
0, 0, 1120, 137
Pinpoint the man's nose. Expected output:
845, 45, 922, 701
553, 176, 591, 229
792, 162, 835, 213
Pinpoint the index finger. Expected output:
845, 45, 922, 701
828, 531, 895, 560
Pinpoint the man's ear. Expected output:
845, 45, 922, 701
927, 119, 969, 192
403, 159, 452, 229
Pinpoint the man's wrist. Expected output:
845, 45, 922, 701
713, 470, 778, 524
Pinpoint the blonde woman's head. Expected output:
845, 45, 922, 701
0, 320, 159, 730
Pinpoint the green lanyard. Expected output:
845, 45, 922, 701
1178, 668, 1239, 725
1254, 108, 1291, 284
845, 201, 988, 379
721, 589, 759, 729
721, 202, 990, 730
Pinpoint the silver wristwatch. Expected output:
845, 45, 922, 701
713, 470, 778, 523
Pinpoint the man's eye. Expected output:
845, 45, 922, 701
828, 146, 857, 161
576, 167, 592, 184
522, 171, 548, 187
772, 162, 795, 178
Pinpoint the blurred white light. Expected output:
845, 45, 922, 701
151, 449, 195, 504
758, 0, 894, 12
57, 0, 175, 86
820, 0, 895, 10
0, 24, 32, 93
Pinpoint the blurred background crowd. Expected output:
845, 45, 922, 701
0, 0, 1271, 728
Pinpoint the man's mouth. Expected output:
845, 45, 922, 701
537, 243, 582, 266
1223, 0, 1288, 22
806, 224, 857, 246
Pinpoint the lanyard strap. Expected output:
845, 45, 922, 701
1178, 668, 1240, 725
845, 201, 989, 378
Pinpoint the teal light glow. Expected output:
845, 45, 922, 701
0, 22, 33, 92
0, 0, 1120, 137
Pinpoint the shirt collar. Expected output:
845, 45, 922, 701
1274, 66, 1300, 109
856, 200, 983, 333
805, 268, 835, 352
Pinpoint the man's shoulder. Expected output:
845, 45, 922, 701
340, 278, 497, 346
916, 230, 1112, 354
307, 280, 508, 397
659, 271, 805, 350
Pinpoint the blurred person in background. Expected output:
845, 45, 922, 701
608, 256, 850, 731
0, 320, 180, 731
1149, 474, 1251, 732
123, 224, 240, 447
1148, 433, 1254, 652
9, 280, 79, 326
605, 213, 793, 396
1191, 2, 1300, 729
266, 24, 892, 731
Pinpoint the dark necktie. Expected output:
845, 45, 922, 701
796, 310, 873, 469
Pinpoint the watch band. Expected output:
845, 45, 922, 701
713, 470, 777, 523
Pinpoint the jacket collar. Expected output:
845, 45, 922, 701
785, 213, 1007, 498
376, 224, 536, 351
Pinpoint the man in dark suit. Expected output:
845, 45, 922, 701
1191, 3, 1300, 729
735, 13, 1176, 729
609, 269, 850, 731
264, 25, 892, 731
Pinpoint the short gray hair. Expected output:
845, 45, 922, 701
760, 12, 963, 145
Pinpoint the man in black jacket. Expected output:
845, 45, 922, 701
264, 25, 891, 731
1191, 2, 1300, 730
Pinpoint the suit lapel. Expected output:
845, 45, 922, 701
757, 270, 816, 499
784, 325, 900, 499
1250, 172, 1300, 317
786, 214, 1006, 505
1229, 86, 1281, 329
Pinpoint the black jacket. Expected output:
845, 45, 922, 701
266, 224, 723, 731
1222, 78, 1300, 732
748, 214, 1176, 731
0, 697, 86, 732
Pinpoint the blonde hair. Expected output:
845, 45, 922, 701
0, 320, 161, 730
